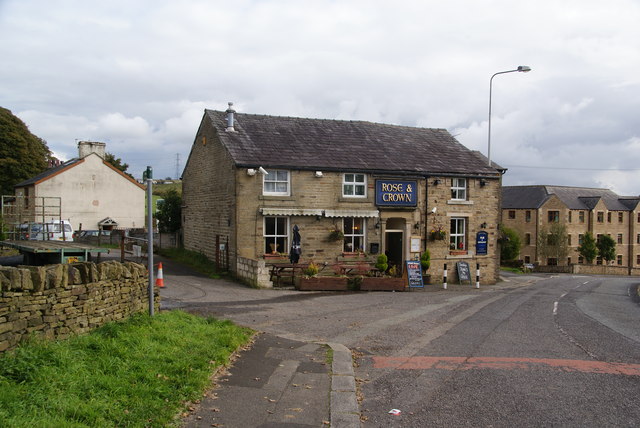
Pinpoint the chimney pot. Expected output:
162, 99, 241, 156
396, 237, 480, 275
225, 102, 236, 132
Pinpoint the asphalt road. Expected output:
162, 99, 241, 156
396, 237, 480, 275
157, 260, 640, 428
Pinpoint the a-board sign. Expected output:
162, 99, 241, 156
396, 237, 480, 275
406, 260, 424, 288
456, 261, 472, 285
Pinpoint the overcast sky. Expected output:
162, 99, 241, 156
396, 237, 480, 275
2, 0, 639, 194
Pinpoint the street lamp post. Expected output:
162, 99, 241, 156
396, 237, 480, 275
487, 65, 531, 167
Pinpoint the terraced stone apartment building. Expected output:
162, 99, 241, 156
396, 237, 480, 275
502, 185, 640, 268
181, 104, 504, 287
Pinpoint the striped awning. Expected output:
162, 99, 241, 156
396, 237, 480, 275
260, 208, 324, 216
323, 209, 379, 218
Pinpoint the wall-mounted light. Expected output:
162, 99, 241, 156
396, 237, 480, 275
375, 221, 380, 229
247, 168, 257, 176
315, 171, 323, 178
480, 222, 487, 229
316, 214, 322, 221
414, 223, 420, 230
480, 179, 487, 187
433, 179, 441, 185
258, 166, 269, 175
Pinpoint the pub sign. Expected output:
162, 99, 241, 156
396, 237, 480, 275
476, 231, 488, 255
375, 180, 417, 207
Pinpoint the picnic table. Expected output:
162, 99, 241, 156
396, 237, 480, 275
269, 262, 309, 286
336, 263, 380, 276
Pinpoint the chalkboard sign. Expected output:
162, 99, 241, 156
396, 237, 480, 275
457, 261, 472, 285
406, 260, 424, 288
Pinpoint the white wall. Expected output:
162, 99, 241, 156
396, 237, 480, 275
34, 154, 145, 230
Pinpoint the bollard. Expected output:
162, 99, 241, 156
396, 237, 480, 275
443, 263, 447, 290
476, 263, 480, 289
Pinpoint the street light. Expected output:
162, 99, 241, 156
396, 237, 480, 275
487, 65, 531, 166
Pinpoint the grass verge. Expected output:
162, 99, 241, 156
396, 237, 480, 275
0, 310, 253, 427
156, 247, 225, 279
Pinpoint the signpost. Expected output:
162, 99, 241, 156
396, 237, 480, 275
406, 260, 424, 288
456, 261, 472, 286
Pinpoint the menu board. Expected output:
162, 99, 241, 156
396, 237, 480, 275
457, 261, 472, 285
406, 260, 424, 288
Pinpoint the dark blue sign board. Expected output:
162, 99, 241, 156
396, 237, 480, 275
476, 231, 488, 255
406, 260, 424, 288
375, 180, 417, 207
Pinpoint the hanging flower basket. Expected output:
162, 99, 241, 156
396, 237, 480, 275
430, 229, 446, 241
328, 226, 344, 242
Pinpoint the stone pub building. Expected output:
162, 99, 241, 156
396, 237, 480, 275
182, 104, 503, 287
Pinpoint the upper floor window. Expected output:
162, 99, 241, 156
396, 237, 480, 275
579, 211, 585, 223
617, 233, 623, 244
568, 211, 572, 223
263, 170, 290, 196
508, 210, 516, 219
525, 233, 531, 245
607, 212, 612, 223
548, 211, 559, 223
343, 174, 366, 197
525, 211, 531, 222
597, 212, 604, 223
343, 217, 365, 252
618, 212, 624, 223
451, 178, 467, 201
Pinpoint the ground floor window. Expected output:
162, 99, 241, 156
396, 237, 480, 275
450, 217, 466, 250
264, 216, 288, 254
617, 255, 623, 265
343, 217, 365, 252
547, 258, 558, 266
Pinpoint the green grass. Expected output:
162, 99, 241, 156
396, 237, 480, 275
0, 311, 253, 427
156, 247, 225, 279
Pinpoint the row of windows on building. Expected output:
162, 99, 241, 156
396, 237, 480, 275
523, 232, 640, 246
264, 215, 471, 255
531, 254, 636, 266
264, 170, 471, 201
507, 210, 640, 224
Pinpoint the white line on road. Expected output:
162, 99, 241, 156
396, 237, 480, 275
553, 301, 558, 315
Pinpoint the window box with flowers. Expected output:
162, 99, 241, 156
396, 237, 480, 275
449, 241, 467, 256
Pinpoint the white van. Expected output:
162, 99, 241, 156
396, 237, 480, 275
30, 220, 75, 242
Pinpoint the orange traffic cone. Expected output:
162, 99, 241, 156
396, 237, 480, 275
155, 262, 165, 288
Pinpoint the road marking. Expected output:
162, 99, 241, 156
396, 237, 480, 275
372, 356, 640, 376
553, 301, 558, 315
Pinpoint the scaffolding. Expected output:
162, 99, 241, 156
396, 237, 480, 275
1, 195, 63, 240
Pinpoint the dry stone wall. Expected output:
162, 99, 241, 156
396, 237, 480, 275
0, 261, 157, 353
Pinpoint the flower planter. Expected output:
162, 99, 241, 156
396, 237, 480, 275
297, 276, 349, 291
449, 250, 468, 256
360, 277, 406, 291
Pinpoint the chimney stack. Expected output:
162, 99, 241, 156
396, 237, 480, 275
78, 141, 106, 159
225, 102, 236, 132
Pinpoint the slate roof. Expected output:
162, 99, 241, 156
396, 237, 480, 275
205, 110, 501, 177
502, 185, 640, 211
14, 159, 82, 187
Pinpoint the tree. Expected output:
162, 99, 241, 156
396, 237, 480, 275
155, 188, 182, 233
537, 223, 568, 264
0, 107, 52, 195
578, 232, 597, 264
104, 152, 134, 179
499, 226, 522, 262
596, 234, 616, 265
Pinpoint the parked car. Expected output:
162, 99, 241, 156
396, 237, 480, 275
29, 220, 75, 242
77, 230, 111, 238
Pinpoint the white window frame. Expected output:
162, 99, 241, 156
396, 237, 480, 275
264, 216, 289, 254
342, 173, 367, 198
451, 178, 467, 201
343, 217, 365, 252
450, 217, 466, 251
263, 169, 290, 196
